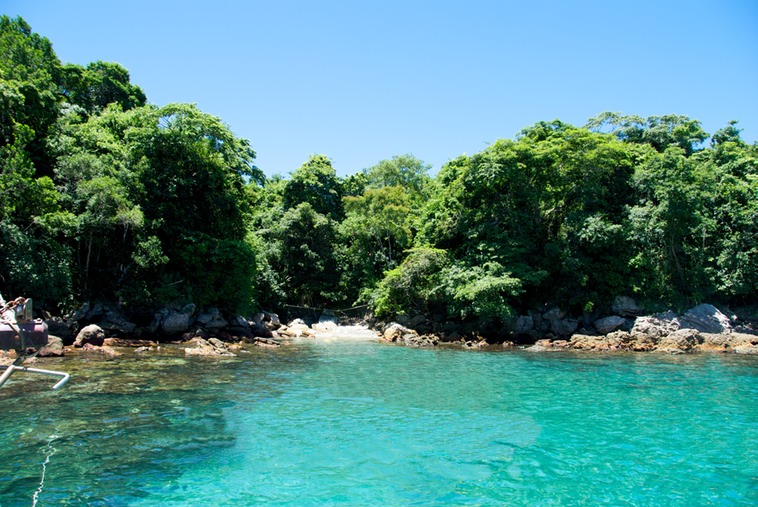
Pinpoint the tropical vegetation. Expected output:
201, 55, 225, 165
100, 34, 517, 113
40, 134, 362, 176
1, 16, 755, 333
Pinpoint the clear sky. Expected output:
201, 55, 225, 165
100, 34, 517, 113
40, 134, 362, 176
4, 0, 757, 177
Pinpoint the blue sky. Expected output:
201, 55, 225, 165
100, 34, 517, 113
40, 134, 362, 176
4, 0, 757, 177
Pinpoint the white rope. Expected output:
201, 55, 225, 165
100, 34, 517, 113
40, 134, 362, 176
31, 434, 58, 507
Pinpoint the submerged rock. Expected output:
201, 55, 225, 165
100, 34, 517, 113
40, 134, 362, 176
79, 342, 120, 359
184, 337, 236, 357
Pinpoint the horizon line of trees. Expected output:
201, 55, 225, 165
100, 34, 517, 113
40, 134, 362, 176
1, 16, 756, 332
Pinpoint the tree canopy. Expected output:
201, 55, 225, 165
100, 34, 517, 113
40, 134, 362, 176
1, 16, 755, 332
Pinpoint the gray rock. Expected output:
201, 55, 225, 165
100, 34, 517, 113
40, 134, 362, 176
594, 316, 626, 335
543, 307, 567, 321
611, 296, 645, 316
100, 309, 136, 334
74, 324, 105, 347
162, 312, 190, 335
657, 328, 703, 353
514, 315, 534, 334
631, 312, 680, 338
407, 314, 427, 328
402, 333, 438, 348
45, 317, 75, 341
382, 323, 414, 343
38, 335, 64, 357
679, 304, 732, 334
230, 315, 250, 328
264, 312, 281, 328
196, 308, 222, 325
551, 318, 579, 336
249, 322, 273, 338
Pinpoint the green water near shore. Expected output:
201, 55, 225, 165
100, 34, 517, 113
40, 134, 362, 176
0, 334, 755, 506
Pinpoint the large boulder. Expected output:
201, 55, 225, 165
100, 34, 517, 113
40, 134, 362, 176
99, 308, 136, 335
611, 296, 645, 317
74, 324, 105, 347
631, 311, 680, 338
543, 307, 567, 321
45, 317, 75, 342
594, 316, 626, 335
197, 308, 228, 329
403, 334, 439, 348
551, 318, 579, 336
38, 335, 65, 357
679, 304, 732, 334
161, 311, 190, 335
382, 323, 414, 343
513, 315, 534, 334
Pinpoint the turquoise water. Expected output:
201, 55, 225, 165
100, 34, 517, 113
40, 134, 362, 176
0, 335, 755, 506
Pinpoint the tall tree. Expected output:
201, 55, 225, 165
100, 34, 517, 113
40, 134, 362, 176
61, 61, 146, 114
587, 112, 708, 156
283, 155, 344, 221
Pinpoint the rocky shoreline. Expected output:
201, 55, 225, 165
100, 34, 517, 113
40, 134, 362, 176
2, 298, 757, 366
376, 300, 758, 355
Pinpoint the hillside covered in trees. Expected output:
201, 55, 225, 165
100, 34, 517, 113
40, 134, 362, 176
1, 16, 756, 335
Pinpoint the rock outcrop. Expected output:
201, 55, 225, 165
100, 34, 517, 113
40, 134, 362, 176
74, 324, 106, 347
381, 323, 438, 347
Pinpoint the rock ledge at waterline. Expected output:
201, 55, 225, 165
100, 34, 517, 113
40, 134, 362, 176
2, 300, 757, 364
379, 302, 758, 355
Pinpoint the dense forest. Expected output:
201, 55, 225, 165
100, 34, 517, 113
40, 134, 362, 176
1, 16, 756, 333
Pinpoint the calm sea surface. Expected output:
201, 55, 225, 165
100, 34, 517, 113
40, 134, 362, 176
0, 330, 755, 506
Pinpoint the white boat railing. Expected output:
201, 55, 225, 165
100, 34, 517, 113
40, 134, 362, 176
0, 364, 70, 390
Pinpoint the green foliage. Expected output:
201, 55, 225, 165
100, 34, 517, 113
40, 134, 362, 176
0, 16, 62, 175
338, 186, 413, 301
283, 155, 344, 220
587, 112, 708, 156
174, 235, 257, 313
362, 154, 431, 200
1, 16, 756, 326
61, 61, 146, 114
266, 203, 341, 307
0, 221, 72, 305
437, 261, 521, 322
371, 247, 450, 318
49, 102, 259, 310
